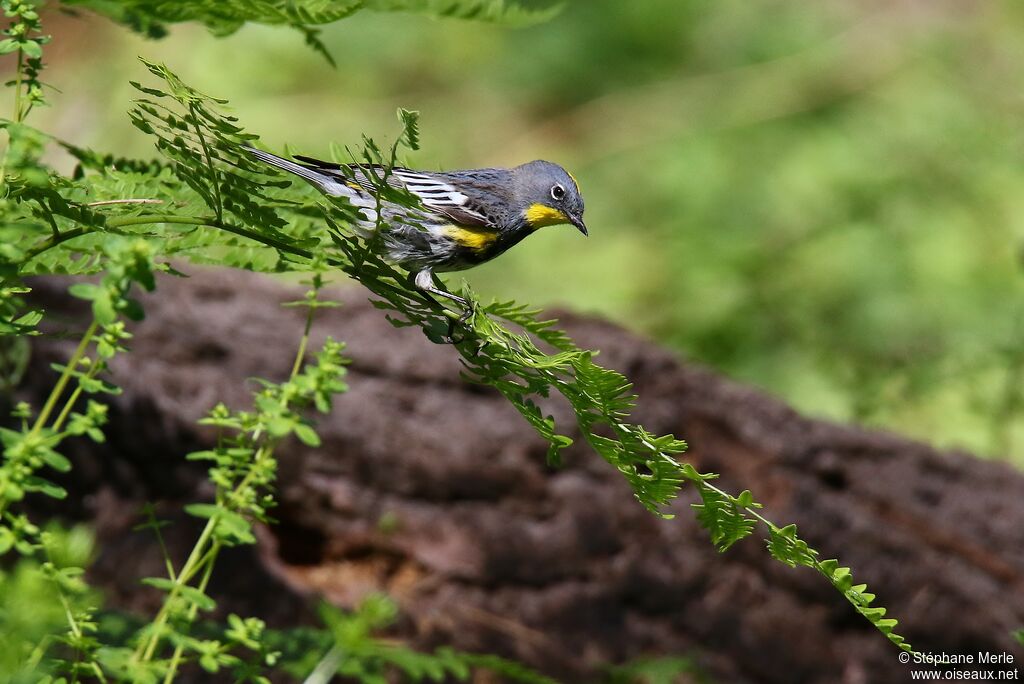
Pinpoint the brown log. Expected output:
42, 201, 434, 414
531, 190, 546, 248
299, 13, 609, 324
20, 268, 1024, 683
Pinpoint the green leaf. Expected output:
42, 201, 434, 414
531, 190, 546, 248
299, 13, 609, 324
39, 448, 72, 472
68, 283, 101, 301
23, 475, 67, 499
398, 108, 420, 151
765, 523, 817, 568
97, 646, 159, 684
20, 40, 42, 59
185, 504, 256, 544
691, 484, 754, 552
91, 292, 117, 325
0, 527, 15, 554
141, 577, 217, 611
293, 422, 321, 447
184, 503, 222, 520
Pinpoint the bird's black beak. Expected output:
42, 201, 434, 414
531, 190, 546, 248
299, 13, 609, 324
570, 214, 588, 236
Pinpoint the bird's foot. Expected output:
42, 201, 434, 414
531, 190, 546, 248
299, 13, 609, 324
443, 301, 476, 344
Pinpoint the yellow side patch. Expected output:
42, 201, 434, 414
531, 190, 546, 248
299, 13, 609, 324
525, 203, 570, 228
443, 225, 499, 252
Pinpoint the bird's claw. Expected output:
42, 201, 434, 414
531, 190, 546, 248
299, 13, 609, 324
444, 302, 476, 344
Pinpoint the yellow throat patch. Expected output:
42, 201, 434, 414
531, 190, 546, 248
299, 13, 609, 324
525, 203, 570, 228
443, 225, 499, 252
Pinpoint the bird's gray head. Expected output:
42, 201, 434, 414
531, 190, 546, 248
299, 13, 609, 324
512, 160, 587, 236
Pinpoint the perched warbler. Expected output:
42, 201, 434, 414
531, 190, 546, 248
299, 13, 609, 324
244, 147, 587, 316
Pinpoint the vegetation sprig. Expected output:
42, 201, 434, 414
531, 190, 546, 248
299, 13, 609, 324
0, 1, 917, 681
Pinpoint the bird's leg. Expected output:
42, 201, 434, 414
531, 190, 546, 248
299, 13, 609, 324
407, 270, 444, 310
414, 268, 469, 308
413, 268, 475, 342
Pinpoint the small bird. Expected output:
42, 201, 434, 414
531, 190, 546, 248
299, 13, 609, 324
244, 147, 587, 317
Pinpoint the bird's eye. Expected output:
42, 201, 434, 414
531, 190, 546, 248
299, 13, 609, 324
551, 184, 566, 201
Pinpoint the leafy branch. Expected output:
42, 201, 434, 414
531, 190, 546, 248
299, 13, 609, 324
299, 597, 557, 684
0, 1, 918, 674
63, 0, 560, 62
38, 59, 907, 653
0, 240, 152, 534
0, 0, 49, 123
113, 273, 348, 682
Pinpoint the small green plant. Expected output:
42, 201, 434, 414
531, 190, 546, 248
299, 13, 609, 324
296, 597, 558, 684
607, 655, 707, 684
111, 273, 349, 682
0, 239, 154, 553
0, 1, 918, 681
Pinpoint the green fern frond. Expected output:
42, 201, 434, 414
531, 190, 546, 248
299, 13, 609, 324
311, 597, 559, 683
765, 523, 818, 568
66, 0, 560, 61
365, 0, 562, 26
5, 60, 915, 656
691, 484, 755, 552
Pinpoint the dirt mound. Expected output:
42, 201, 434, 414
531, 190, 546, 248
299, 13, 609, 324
21, 268, 1024, 683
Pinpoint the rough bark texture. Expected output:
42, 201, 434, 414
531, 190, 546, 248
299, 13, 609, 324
19, 268, 1024, 683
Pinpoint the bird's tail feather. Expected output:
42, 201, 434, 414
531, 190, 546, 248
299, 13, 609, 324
243, 145, 352, 197
242, 145, 379, 233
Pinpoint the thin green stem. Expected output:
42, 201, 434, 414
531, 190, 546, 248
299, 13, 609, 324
35, 197, 60, 239
13, 49, 23, 122
0, 321, 97, 516
57, 588, 81, 640
135, 517, 218, 662
90, 662, 108, 683
23, 635, 55, 679
134, 284, 323, 668
0, 48, 25, 186
290, 298, 318, 380
20, 214, 317, 268
43, 541, 109, 684
303, 645, 344, 684
992, 350, 1024, 457
30, 321, 98, 437
135, 438, 275, 664
190, 103, 223, 221
50, 360, 102, 434
160, 630, 186, 679
161, 542, 221, 684
148, 507, 178, 583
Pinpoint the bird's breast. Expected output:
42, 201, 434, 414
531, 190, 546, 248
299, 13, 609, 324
441, 224, 501, 252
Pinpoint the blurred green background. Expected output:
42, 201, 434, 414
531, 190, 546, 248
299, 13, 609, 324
20, 0, 1024, 460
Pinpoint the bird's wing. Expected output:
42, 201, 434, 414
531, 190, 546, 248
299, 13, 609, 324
292, 156, 496, 228
390, 169, 494, 228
